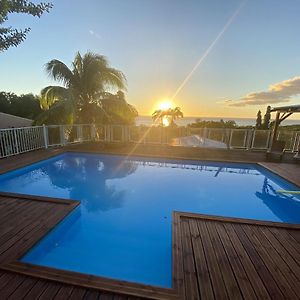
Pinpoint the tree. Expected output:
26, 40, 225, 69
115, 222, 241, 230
0, 0, 52, 51
256, 110, 262, 129
152, 107, 183, 127
188, 119, 237, 129
168, 107, 183, 126
36, 51, 136, 125
263, 106, 271, 129
95, 91, 138, 125
0, 91, 42, 119
152, 109, 165, 125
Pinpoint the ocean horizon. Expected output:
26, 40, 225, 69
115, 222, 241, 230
136, 116, 300, 127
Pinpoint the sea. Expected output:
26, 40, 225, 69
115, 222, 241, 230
135, 116, 300, 127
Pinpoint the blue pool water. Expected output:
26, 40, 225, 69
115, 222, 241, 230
0, 152, 299, 287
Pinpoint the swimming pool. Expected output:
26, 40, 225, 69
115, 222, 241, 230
0, 152, 299, 287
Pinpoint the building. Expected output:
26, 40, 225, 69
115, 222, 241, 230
0, 112, 33, 129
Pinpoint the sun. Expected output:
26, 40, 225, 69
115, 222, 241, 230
158, 100, 172, 111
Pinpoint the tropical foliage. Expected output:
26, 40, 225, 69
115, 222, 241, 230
37, 51, 137, 125
97, 91, 138, 125
152, 107, 183, 126
0, 91, 42, 119
0, 0, 52, 51
188, 119, 238, 128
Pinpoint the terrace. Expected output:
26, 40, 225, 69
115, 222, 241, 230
0, 125, 299, 299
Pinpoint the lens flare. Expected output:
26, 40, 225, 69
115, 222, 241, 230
171, 0, 247, 101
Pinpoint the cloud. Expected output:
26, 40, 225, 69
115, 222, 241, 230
228, 76, 300, 107
89, 29, 102, 40
217, 98, 234, 104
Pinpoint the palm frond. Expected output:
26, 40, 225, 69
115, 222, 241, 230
45, 60, 74, 87
40, 86, 69, 110
100, 67, 127, 91
73, 52, 83, 75
35, 98, 75, 125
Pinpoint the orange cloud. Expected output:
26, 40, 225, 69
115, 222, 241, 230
228, 76, 300, 107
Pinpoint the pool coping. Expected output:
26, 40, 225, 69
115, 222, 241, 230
0, 148, 299, 299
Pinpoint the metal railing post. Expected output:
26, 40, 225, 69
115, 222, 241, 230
91, 124, 96, 141
43, 124, 48, 149
59, 125, 66, 145
228, 129, 233, 149
13, 129, 19, 154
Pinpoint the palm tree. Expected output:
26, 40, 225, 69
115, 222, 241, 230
99, 91, 138, 125
152, 107, 183, 126
152, 109, 165, 125
168, 107, 183, 126
36, 51, 135, 124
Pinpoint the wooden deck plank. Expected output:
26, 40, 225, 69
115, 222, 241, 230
172, 212, 184, 298
196, 220, 229, 299
0, 272, 17, 290
242, 225, 299, 299
38, 281, 62, 299
0, 199, 47, 230
7, 276, 37, 300
260, 227, 300, 281
0, 205, 68, 261
0, 201, 54, 249
180, 219, 199, 300
205, 221, 243, 299
21, 279, 49, 299
288, 229, 300, 243
99, 293, 114, 300
53, 284, 75, 299
189, 219, 215, 300
0, 273, 26, 298
0, 200, 30, 225
220, 223, 271, 300
68, 286, 87, 299
214, 222, 259, 299
83, 289, 101, 300
270, 228, 300, 260
232, 224, 285, 299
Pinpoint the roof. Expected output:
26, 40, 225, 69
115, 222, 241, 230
0, 112, 33, 129
271, 104, 300, 113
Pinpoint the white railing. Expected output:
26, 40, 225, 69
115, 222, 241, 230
0, 126, 44, 158
0, 124, 299, 158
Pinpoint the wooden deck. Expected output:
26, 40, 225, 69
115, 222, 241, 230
0, 194, 142, 299
259, 162, 300, 188
0, 145, 299, 299
173, 212, 300, 300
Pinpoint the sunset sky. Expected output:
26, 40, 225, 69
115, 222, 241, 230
1, 0, 300, 118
